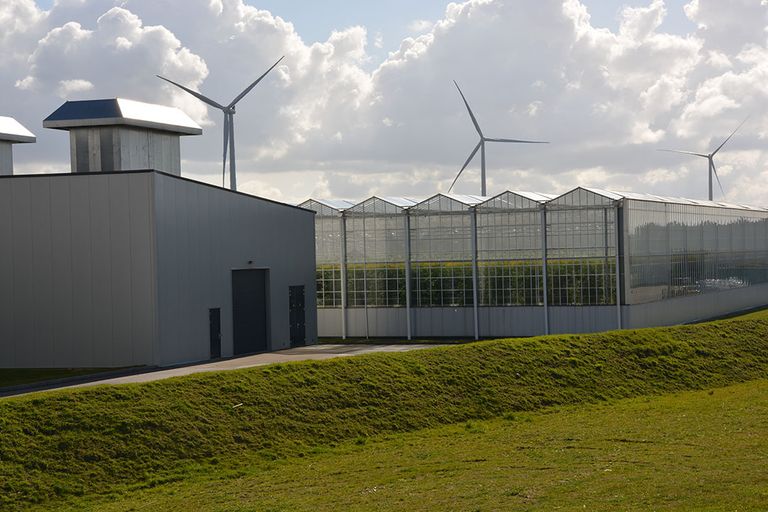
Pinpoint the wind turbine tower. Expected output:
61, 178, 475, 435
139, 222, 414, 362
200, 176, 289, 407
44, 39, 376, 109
658, 117, 749, 201
449, 81, 548, 196
157, 56, 284, 191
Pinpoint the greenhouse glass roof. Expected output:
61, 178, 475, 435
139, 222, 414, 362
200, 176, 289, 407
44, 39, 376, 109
302, 187, 768, 214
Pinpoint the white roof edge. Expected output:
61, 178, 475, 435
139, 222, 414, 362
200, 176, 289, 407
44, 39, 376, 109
0, 116, 36, 143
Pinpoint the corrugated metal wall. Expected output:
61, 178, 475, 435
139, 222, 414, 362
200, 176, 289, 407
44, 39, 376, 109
153, 173, 317, 366
0, 173, 157, 368
0, 171, 318, 368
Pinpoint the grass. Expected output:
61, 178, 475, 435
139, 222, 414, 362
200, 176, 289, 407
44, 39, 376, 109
723, 306, 768, 321
1, 317, 767, 510
46, 379, 768, 511
0, 369, 114, 389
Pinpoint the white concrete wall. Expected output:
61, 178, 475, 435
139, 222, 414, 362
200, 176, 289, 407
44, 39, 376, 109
317, 308, 344, 337
623, 284, 768, 329
0, 173, 157, 368
153, 173, 318, 366
345, 308, 408, 338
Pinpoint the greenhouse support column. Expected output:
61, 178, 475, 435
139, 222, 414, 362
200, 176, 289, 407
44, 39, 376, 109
404, 211, 413, 341
541, 207, 550, 335
470, 207, 480, 341
340, 213, 348, 339
614, 202, 623, 329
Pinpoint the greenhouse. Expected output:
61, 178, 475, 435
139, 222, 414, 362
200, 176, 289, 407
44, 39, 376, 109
299, 187, 768, 339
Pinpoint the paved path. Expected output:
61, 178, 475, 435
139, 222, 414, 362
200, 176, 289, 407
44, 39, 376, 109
60, 344, 445, 390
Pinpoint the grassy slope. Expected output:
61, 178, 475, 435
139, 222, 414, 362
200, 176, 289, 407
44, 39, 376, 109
728, 307, 768, 321
56, 379, 768, 512
1, 319, 768, 509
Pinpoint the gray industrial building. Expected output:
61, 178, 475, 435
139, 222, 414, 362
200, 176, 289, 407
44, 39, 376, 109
0, 99, 317, 369
301, 189, 768, 339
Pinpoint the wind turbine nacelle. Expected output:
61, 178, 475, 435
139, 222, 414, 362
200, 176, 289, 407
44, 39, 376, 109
44, 98, 201, 175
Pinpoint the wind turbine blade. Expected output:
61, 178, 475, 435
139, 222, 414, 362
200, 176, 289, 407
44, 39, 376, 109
712, 115, 750, 156
712, 161, 725, 197
657, 149, 709, 158
453, 80, 483, 137
228, 56, 285, 108
156, 75, 226, 110
222, 114, 230, 187
485, 138, 549, 144
448, 140, 482, 193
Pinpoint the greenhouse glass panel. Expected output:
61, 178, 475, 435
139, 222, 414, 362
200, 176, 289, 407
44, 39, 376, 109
476, 192, 546, 306
344, 197, 411, 308
626, 199, 768, 304
298, 199, 351, 308
546, 197, 617, 306
410, 194, 477, 307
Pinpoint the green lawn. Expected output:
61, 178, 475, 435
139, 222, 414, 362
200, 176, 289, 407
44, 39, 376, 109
0, 368, 114, 389
42, 379, 768, 511
2, 318, 768, 510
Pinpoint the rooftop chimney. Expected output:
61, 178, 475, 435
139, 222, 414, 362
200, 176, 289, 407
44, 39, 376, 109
43, 98, 201, 175
0, 116, 36, 175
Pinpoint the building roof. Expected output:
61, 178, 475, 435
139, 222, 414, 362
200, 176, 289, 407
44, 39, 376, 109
583, 187, 768, 212
0, 116, 36, 143
305, 186, 768, 214
43, 98, 202, 135
300, 198, 357, 212
345, 196, 419, 215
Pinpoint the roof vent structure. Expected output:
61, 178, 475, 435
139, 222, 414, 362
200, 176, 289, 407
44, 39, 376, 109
0, 116, 36, 175
43, 98, 201, 175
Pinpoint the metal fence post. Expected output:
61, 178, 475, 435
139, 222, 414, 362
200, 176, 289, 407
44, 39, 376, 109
340, 212, 348, 339
471, 207, 480, 340
405, 210, 413, 340
541, 206, 550, 335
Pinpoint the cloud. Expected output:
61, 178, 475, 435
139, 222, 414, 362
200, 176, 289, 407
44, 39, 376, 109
1, 0, 767, 207
408, 19, 433, 32
56, 78, 94, 98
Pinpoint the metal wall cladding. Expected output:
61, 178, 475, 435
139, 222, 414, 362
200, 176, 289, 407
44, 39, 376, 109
153, 173, 318, 366
0, 142, 12, 175
0, 171, 318, 368
0, 172, 156, 368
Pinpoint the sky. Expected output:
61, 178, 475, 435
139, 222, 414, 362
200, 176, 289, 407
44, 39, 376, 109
1, 0, 767, 205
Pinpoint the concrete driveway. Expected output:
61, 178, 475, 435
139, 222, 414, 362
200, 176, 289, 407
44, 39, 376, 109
55, 343, 446, 390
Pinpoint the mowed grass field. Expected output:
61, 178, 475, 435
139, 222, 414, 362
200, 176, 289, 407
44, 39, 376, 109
2, 311, 768, 510
50, 380, 768, 511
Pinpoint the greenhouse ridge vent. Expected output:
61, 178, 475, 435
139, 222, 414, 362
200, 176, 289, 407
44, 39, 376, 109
301, 189, 768, 340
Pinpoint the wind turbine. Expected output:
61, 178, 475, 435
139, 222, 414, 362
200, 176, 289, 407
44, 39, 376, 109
449, 80, 548, 196
157, 56, 284, 191
658, 116, 749, 201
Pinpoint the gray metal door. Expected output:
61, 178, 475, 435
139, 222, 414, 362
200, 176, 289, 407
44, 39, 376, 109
209, 308, 221, 359
289, 285, 306, 347
232, 270, 268, 355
